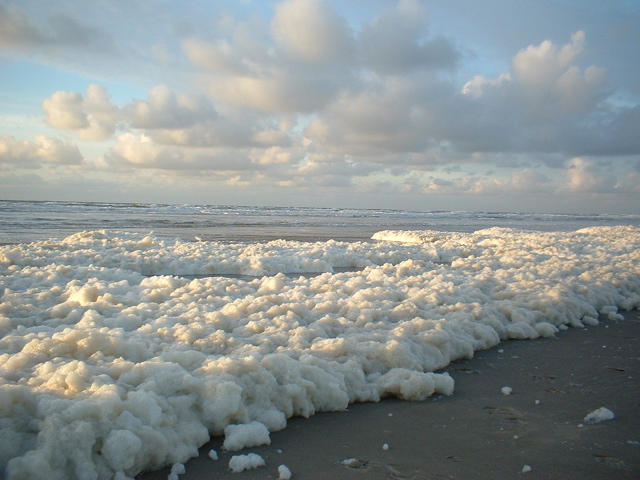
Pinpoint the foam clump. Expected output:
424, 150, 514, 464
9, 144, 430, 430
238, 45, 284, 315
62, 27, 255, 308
0, 227, 639, 479
583, 407, 615, 424
228, 453, 265, 472
168, 463, 185, 480
278, 464, 292, 479
223, 421, 271, 451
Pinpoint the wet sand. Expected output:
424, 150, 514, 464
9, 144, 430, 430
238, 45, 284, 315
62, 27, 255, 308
137, 310, 640, 480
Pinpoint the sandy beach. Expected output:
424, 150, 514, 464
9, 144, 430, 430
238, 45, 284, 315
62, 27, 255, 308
137, 310, 640, 480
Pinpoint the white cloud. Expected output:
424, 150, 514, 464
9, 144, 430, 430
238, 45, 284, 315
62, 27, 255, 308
182, 38, 252, 76
463, 32, 607, 119
251, 118, 295, 147
183, 0, 357, 114
271, 0, 355, 65
305, 75, 447, 157
104, 133, 255, 171
0, 134, 83, 165
40, 84, 297, 149
249, 146, 298, 165
42, 84, 120, 141
201, 70, 341, 113
565, 157, 615, 193
127, 85, 217, 129
511, 31, 607, 116
41, 91, 88, 129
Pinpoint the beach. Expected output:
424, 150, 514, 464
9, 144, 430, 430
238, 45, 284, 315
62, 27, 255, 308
138, 310, 640, 480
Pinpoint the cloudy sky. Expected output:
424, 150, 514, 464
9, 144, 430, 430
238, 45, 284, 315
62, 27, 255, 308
1, 0, 639, 213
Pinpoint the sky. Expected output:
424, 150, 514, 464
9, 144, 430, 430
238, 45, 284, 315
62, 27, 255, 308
1, 0, 639, 214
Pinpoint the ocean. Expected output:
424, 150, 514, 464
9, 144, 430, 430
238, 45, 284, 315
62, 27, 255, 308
1, 200, 639, 479
1, 200, 640, 244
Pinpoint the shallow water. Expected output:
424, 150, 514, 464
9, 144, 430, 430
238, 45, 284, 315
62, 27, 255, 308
2, 200, 639, 244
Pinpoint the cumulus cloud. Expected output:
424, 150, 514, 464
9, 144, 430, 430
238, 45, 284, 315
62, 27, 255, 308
40, 84, 298, 149
565, 157, 616, 193
305, 76, 450, 157
288, 161, 357, 188
182, 38, 252, 76
249, 146, 299, 166
271, 0, 355, 65
304, 31, 617, 162
127, 85, 218, 129
42, 84, 120, 140
202, 70, 342, 113
142, 121, 252, 148
182, 0, 359, 113
359, 0, 459, 73
463, 31, 608, 119
104, 133, 256, 171
0, 134, 83, 165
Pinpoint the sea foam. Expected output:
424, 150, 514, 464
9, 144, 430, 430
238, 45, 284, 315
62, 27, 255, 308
1, 226, 638, 479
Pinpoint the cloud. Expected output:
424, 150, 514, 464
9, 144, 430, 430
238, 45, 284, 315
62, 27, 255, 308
359, 0, 459, 73
0, 2, 115, 54
303, 32, 614, 162
587, 105, 640, 156
565, 157, 616, 193
182, 0, 358, 113
289, 160, 358, 188
5, 1, 640, 213
41, 91, 89, 130
320, 31, 624, 160
619, 171, 640, 194
201, 70, 341, 113
249, 146, 298, 166
271, 0, 355, 65
305, 75, 449, 157
127, 85, 218, 129
41, 84, 297, 149
416, 168, 556, 197
104, 133, 256, 171
463, 31, 608, 119
0, 134, 83, 165
42, 84, 120, 141
182, 38, 252, 76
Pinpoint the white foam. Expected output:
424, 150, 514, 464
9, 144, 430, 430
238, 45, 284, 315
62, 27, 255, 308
223, 421, 271, 451
278, 464, 292, 480
583, 407, 615, 424
228, 453, 265, 473
167, 463, 185, 480
1, 226, 638, 478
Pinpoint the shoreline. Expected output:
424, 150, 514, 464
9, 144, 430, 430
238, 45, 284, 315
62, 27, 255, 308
137, 310, 640, 480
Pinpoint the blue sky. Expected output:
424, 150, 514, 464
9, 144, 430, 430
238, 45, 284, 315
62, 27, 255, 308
1, 0, 639, 213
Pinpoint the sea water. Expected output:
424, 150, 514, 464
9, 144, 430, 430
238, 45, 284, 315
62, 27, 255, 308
1, 200, 639, 479
2, 200, 639, 244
